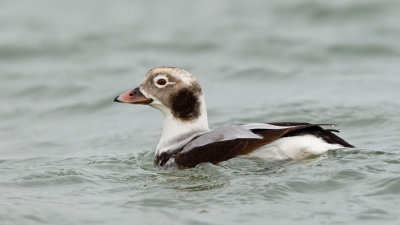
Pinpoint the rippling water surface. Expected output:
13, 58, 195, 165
1, 0, 400, 224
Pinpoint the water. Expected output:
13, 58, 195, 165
1, 0, 400, 224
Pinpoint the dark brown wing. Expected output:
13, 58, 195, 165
174, 128, 291, 168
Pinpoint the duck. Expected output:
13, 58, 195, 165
114, 67, 354, 168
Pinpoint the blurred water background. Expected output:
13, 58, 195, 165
1, 0, 400, 224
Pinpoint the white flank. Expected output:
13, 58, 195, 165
250, 135, 343, 160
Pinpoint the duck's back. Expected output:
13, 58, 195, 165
170, 123, 353, 168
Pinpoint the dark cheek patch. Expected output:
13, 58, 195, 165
170, 88, 200, 121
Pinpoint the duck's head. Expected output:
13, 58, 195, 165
114, 66, 206, 122
114, 67, 209, 153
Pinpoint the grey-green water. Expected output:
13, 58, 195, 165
1, 0, 400, 224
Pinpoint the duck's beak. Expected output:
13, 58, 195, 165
114, 87, 153, 105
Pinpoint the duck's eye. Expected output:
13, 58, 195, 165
156, 78, 167, 86
153, 75, 173, 88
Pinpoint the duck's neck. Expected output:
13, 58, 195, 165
155, 96, 209, 155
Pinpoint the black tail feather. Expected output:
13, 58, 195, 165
270, 122, 354, 148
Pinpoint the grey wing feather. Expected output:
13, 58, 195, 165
181, 125, 264, 154
242, 123, 297, 130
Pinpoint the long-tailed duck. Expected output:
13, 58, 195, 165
114, 67, 354, 168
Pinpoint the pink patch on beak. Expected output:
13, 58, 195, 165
114, 87, 153, 105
